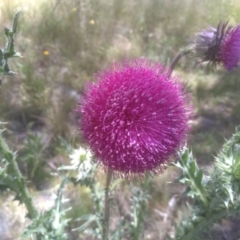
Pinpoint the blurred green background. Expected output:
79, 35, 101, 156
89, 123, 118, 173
0, 0, 240, 239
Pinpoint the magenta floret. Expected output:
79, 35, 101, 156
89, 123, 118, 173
195, 22, 240, 71
220, 26, 240, 70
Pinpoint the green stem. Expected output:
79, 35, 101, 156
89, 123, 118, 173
168, 45, 194, 77
8, 152, 38, 219
133, 176, 151, 240
103, 168, 113, 240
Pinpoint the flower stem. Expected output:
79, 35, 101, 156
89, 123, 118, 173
103, 168, 113, 240
168, 45, 194, 77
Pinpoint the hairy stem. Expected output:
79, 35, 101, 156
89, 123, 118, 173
103, 168, 113, 240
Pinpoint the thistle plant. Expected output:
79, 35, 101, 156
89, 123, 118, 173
172, 127, 240, 240
195, 21, 240, 70
1, 10, 240, 240
0, 11, 22, 84
78, 59, 191, 239
0, 12, 38, 221
76, 20, 240, 240
0, 13, 69, 240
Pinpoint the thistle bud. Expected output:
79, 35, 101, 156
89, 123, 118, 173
195, 22, 240, 70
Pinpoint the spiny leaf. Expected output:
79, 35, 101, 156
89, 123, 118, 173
0, 12, 21, 79
175, 148, 207, 205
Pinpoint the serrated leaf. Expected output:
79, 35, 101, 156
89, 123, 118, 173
176, 148, 207, 205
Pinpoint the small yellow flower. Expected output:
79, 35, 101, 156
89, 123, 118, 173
72, 7, 77, 12
89, 19, 95, 25
43, 50, 49, 56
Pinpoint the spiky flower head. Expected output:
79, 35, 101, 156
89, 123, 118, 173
220, 25, 240, 70
195, 22, 240, 70
78, 59, 191, 177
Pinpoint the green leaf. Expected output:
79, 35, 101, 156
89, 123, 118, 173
12, 12, 21, 34
196, 169, 203, 185
175, 148, 208, 206
0, 12, 22, 79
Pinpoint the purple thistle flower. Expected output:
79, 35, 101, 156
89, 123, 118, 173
220, 25, 240, 70
195, 22, 240, 70
78, 59, 191, 176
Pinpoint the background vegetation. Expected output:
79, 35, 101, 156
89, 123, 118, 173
0, 0, 240, 239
